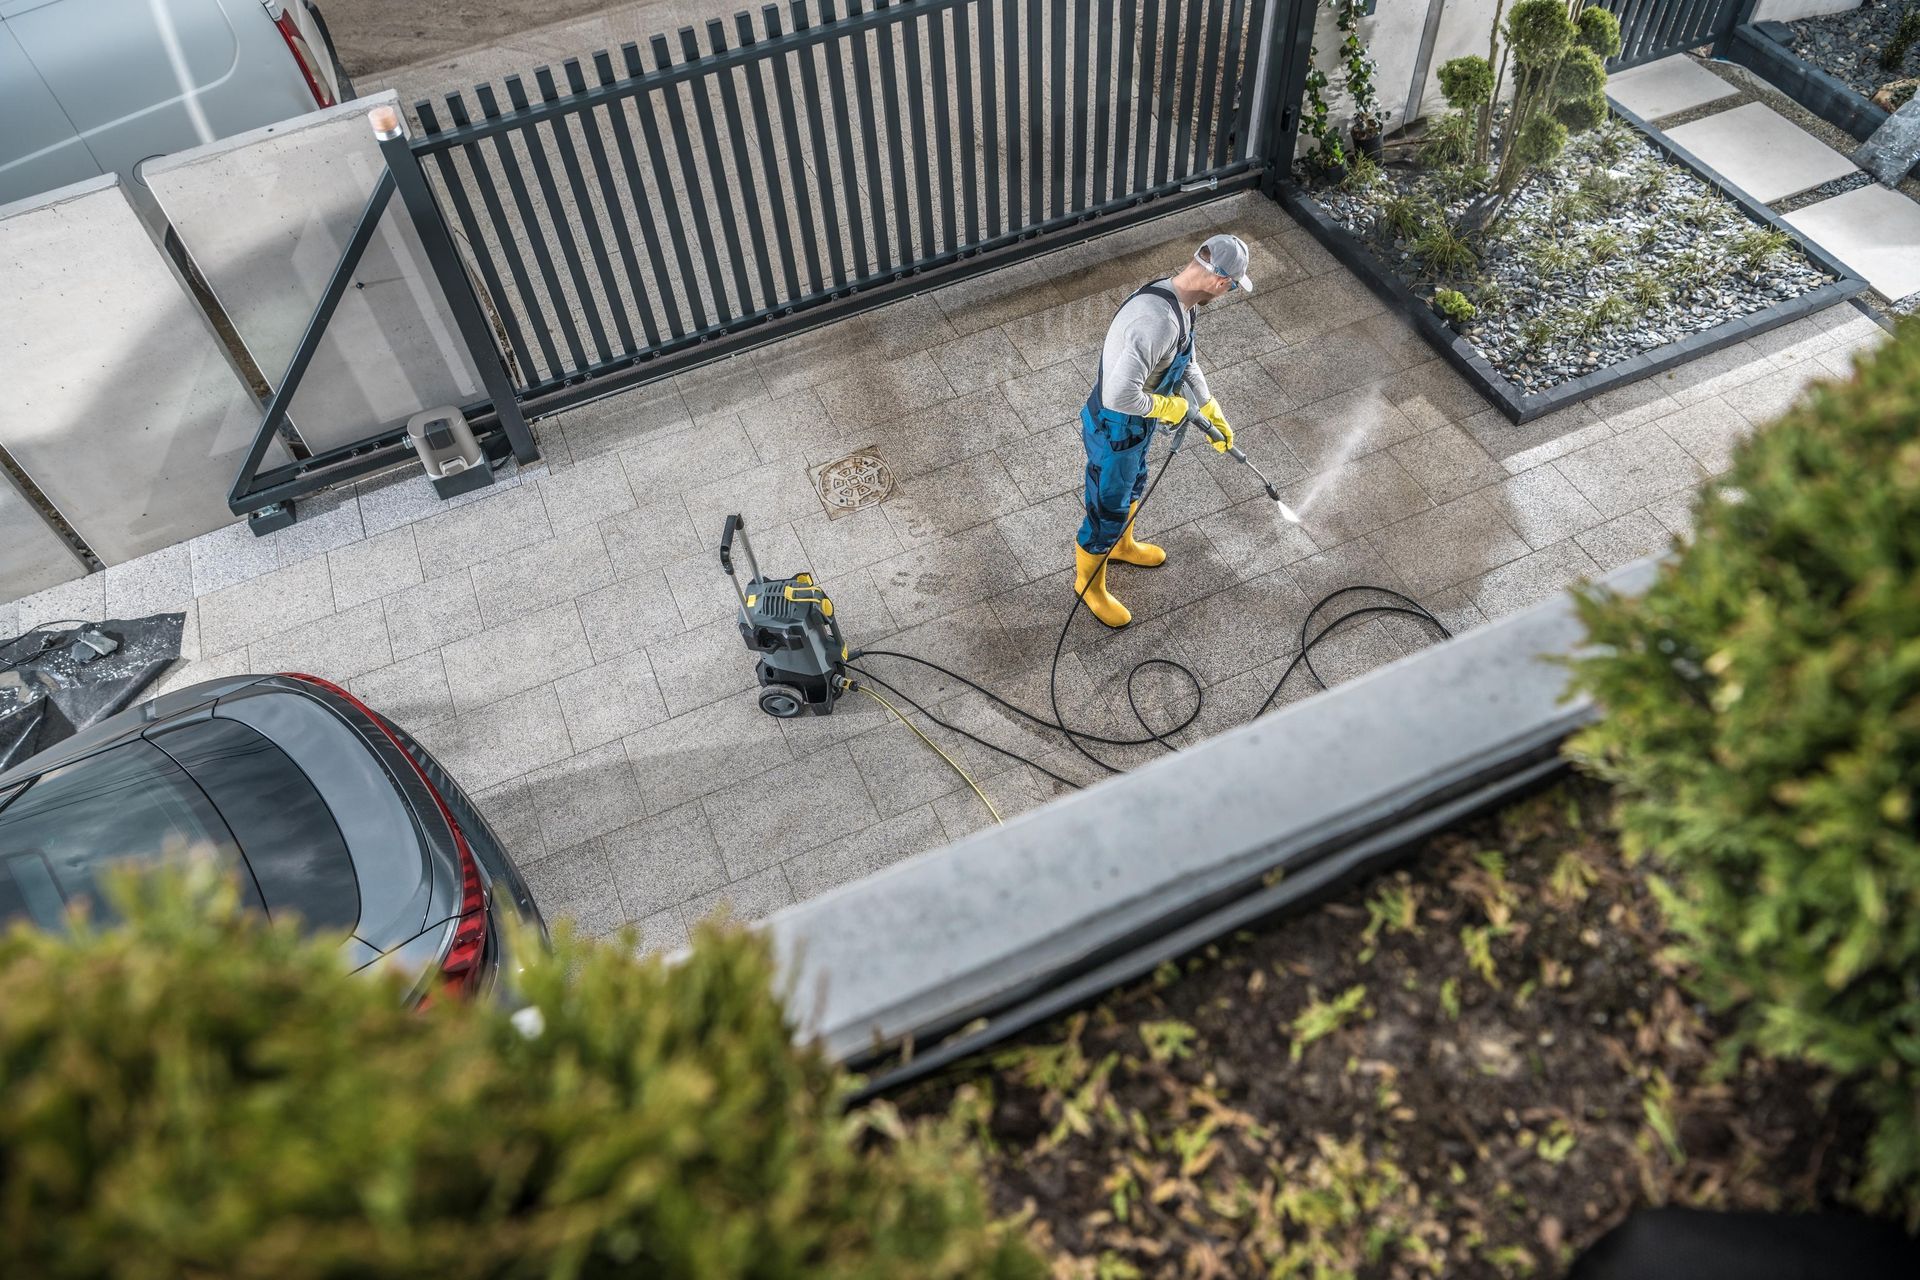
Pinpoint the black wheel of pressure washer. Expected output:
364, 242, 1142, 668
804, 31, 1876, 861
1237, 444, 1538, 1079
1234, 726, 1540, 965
758, 685, 807, 719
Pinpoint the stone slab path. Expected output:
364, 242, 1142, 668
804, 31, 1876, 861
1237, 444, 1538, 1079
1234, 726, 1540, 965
1, 192, 1884, 956
1615, 53, 1920, 308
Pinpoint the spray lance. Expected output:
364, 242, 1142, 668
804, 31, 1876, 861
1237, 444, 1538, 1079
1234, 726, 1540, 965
1179, 412, 1302, 524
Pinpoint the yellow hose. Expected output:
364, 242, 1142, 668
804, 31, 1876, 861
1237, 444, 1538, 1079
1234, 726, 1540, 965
854, 684, 1003, 826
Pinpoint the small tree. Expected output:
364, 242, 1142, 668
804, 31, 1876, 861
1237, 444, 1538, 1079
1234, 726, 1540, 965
0, 869, 1043, 1278
1567, 319, 1920, 1227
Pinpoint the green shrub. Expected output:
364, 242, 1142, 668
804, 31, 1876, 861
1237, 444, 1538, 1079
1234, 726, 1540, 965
1412, 219, 1477, 277
1576, 4, 1623, 60
1733, 224, 1793, 273
1438, 54, 1495, 109
1419, 109, 1476, 167
0, 869, 1041, 1279
1566, 319, 1920, 1226
1434, 287, 1477, 323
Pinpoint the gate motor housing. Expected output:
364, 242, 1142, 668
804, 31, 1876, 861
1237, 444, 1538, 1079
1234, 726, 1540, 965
407, 405, 494, 499
721, 514, 851, 718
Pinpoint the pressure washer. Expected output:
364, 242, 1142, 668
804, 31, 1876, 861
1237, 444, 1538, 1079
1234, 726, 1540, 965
722, 409, 1443, 819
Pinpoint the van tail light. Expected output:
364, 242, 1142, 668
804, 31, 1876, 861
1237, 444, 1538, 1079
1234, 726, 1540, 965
281, 673, 487, 997
268, 4, 336, 108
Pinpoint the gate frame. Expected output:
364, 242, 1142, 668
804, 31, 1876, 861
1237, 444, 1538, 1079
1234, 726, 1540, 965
228, 0, 1315, 528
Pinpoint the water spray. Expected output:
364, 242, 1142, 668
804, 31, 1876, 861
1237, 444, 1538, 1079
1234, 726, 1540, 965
1190, 417, 1302, 523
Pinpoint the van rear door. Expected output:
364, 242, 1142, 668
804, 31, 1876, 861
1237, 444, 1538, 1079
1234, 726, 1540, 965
0, 18, 98, 204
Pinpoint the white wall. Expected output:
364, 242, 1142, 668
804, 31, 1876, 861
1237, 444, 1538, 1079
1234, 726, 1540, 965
144, 93, 483, 458
0, 176, 281, 568
1752, 0, 1861, 22
1298, 0, 1512, 147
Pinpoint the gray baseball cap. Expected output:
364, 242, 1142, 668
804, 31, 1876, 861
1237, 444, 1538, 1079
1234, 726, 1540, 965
1196, 233, 1253, 293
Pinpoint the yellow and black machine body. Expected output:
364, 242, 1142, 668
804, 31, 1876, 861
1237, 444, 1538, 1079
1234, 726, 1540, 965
720, 514, 853, 718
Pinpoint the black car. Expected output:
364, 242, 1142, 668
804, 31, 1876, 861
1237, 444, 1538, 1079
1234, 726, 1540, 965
0, 672, 544, 1001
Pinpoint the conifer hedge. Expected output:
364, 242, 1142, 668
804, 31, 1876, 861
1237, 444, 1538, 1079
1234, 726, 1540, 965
1568, 319, 1920, 1224
0, 871, 1041, 1278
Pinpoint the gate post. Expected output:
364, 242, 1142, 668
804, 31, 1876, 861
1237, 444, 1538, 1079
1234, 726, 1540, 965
369, 105, 540, 466
1255, 0, 1320, 197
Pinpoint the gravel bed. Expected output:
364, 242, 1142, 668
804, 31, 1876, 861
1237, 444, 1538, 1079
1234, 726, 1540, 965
1787, 0, 1920, 100
1309, 121, 1835, 395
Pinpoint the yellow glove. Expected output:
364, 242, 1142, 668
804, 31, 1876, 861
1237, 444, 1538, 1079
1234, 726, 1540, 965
1199, 399, 1233, 452
1146, 393, 1189, 426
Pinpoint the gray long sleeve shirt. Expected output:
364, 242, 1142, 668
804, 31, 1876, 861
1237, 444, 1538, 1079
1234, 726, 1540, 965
1095, 279, 1211, 418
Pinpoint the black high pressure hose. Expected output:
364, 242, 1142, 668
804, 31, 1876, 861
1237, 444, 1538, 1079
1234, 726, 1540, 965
846, 427, 1454, 791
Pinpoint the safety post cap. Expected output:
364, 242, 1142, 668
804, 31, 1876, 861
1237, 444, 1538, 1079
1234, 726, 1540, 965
368, 104, 405, 141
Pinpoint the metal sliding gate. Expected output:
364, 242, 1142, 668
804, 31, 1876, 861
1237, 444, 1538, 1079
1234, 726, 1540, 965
230, 0, 1314, 522
1604, 0, 1748, 71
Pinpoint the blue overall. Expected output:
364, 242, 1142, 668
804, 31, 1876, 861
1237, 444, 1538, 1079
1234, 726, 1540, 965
1077, 284, 1194, 553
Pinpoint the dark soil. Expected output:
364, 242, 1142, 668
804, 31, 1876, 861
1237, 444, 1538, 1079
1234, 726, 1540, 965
898, 775, 1873, 1278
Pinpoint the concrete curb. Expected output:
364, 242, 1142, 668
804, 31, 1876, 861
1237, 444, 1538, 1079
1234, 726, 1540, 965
765, 556, 1662, 1062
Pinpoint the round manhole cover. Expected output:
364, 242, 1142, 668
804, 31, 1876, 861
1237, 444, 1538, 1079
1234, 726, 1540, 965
815, 449, 894, 518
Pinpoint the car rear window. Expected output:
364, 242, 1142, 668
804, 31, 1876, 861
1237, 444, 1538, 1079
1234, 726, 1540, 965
155, 718, 359, 932
0, 741, 251, 931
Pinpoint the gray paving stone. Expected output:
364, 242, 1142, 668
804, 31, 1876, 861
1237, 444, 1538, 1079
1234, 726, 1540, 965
658, 525, 796, 632
1196, 493, 1322, 578
524, 740, 649, 852
1000, 422, 1091, 502
1463, 540, 1600, 620
1200, 358, 1291, 428
681, 458, 823, 542
354, 463, 510, 538
1604, 54, 1738, 120
1258, 323, 1396, 412
1096, 523, 1241, 626
1655, 396, 1756, 475
882, 451, 1028, 547
599, 495, 705, 574
1194, 415, 1311, 504
1368, 493, 1532, 596
197, 556, 333, 657
993, 491, 1085, 581
576, 568, 694, 662
411, 486, 552, 581
1250, 272, 1381, 344
1743, 313, 1840, 367
1351, 312, 1433, 373
599, 800, 729, 921
1163, 568, 1313, 685
468, 524, 616, 629
384, 572, 485, 662
933, 765, 1056, 842
11, 572, 103, 632
272, 490, 366, 567
103, 544, 193, 619
350, 649, 455, 732
470, 775, 547, 867
414, 682, 574, 793
737, 388, 859, 466
670, 355, 770, 420
553, 649, 669, 752
188, 519, 279, 596
1280, 386, 1424, 473
929, 326, 1030, 395
1658, 341, 1776, 409
617, 415, 754, 498
1585, 377, 1683, 432
1001, 359, 1094, 432
1379, 359, 1490, 431
1485, 465, 1607, 551
792, 506, 906, 580
680, 865, 795, 930
523, 839, 624, 939
1287, 536, 1411, 603
813, 349, 956, 415
631, 908, 690, 957
531, 453, 638, 530
863, 607, 1032, 700
1271, 225, 1340, 277
248, 599, 392, 683
1277, 452, 1434, 547
1295, 616, 1408, 687
1576, 509, 1674, 572
623, 689, 791, 816
1784, 182, 1920, 301
1720, 360, 1825, 428
1389, 424, 1508, 505
647, 616, 755, 717
1459, 403, 1607, 472
1130, 443, 1236, 529
1647, 489, 1700, 540
1199, 303, 1287, 368
1666, 101, 1858, 203
556, 381, 691, 460
848, 717, 978, 819
328, 525, 424, 612
698, 747, 877, 878
784, 805, 948, 899
1001, 288, 1129, 371
1553, 421, 1707, 519
440, 601, 593, 715
929, 260, 1065, 335
872, 522, 1032, 628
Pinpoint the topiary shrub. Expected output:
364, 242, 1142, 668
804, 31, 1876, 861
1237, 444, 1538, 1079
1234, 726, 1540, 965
1434, 287, 1478, 324
1566, 319, 1920, 1226
0, 868, 1042, 1278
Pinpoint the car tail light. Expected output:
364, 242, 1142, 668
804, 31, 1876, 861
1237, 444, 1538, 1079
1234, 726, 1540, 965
281, 673, 487, 996
267, 3, 336, 108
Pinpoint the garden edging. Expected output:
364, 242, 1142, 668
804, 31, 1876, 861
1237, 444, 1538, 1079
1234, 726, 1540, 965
1725, 21, 1900, 151
1278, 103, 1868, 424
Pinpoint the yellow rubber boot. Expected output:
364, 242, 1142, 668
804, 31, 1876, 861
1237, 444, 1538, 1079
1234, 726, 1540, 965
1073, 544, 1132, 629
1111, 501, 1166, 567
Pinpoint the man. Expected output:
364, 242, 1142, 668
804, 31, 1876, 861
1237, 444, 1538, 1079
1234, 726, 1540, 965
1074, 233, 1253, 628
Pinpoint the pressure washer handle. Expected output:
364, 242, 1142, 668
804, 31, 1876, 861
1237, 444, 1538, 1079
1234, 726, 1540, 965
719, 514, 762, 611
1191, 415, 1251, 465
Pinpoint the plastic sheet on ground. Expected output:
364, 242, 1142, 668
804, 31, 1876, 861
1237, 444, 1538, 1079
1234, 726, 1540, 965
0, 615, 185, 774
